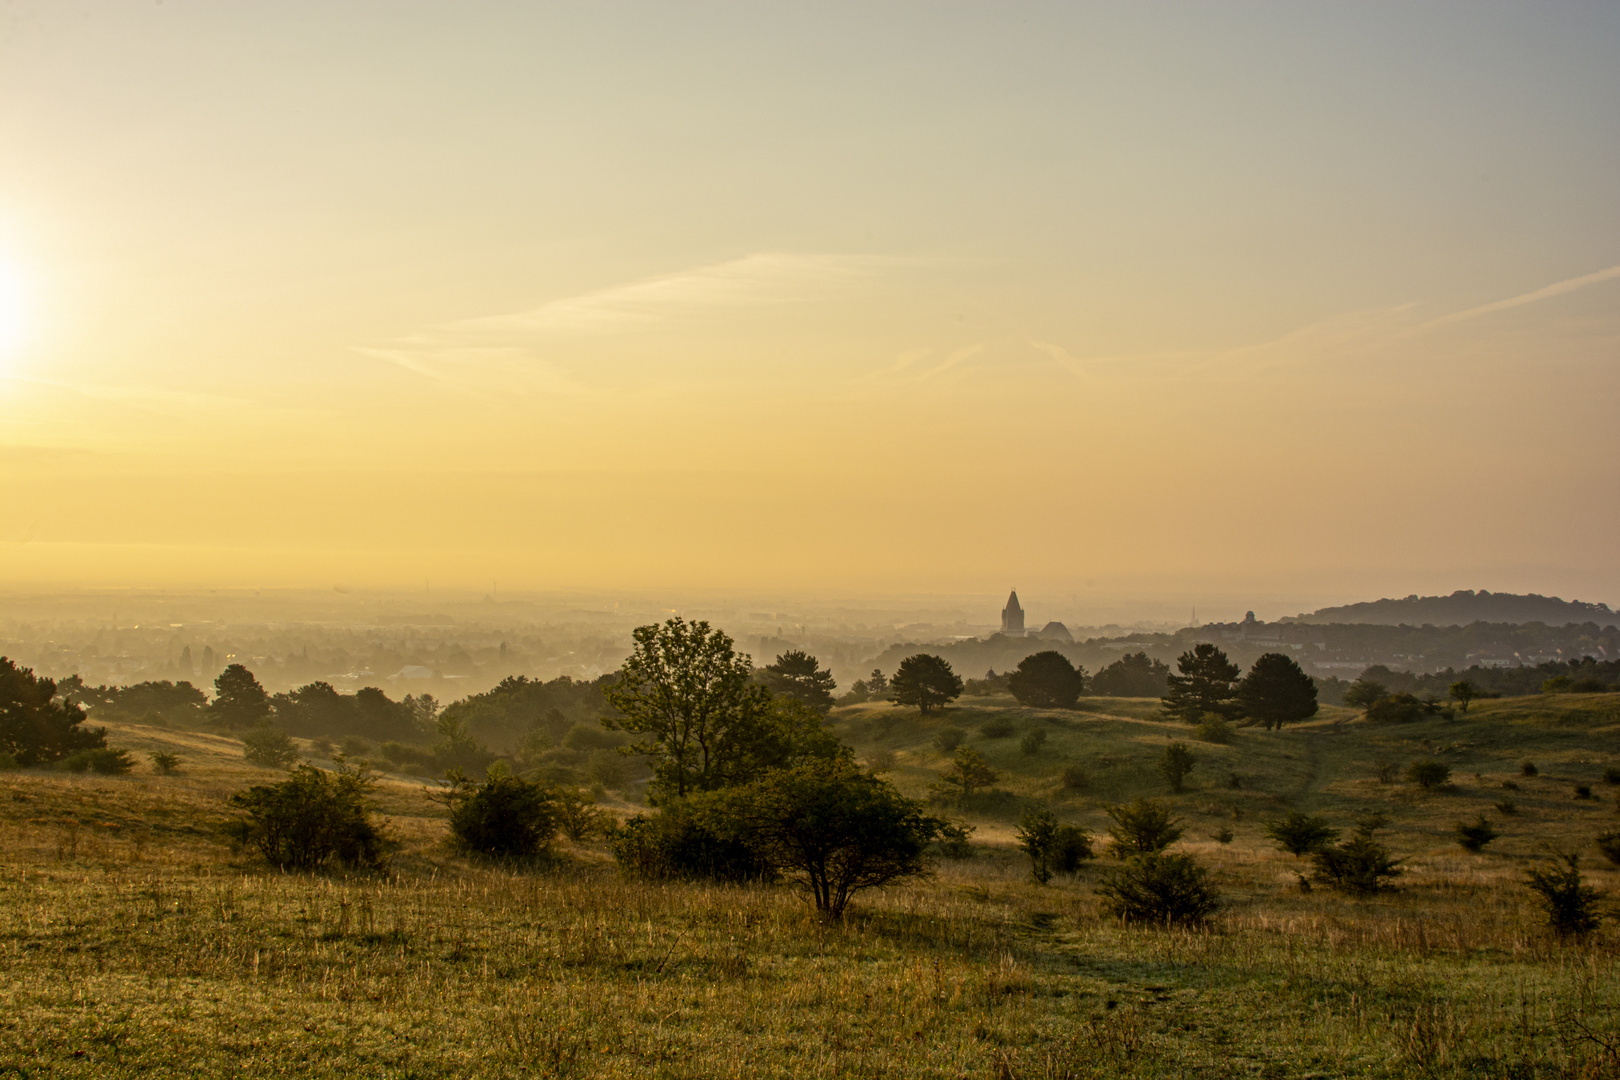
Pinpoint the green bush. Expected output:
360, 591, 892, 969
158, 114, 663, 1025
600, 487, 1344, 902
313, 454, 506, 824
1455, 815, 1500, 852
1060, 765, 1091, 791
1265, 812, 1339, 857
446, 770, 561, 857
148, 751, 181, 774
1159, 742, 1196, 793
934, 727, 965, 754
1096, 853, 1219, 926
609, 805, 772, 883
1365, 693, 1429, 724
1525, 853, 1604, 939
1521, 761, 1539, 777
1015, 810, 1093, 883
228, 762, 388, 871
1019, 728, 1048, 755
935, 821, 975, 860
555, 787, 613, 842
1573, 783, 1595, 801
1213, 826, 1234, 844
242, 727, 298, 769
61, 747, 135, 775
1194, 715, 1233, 744
562, 722, 625, 752
979, 718, 1016, 739
1106, 799, 1183, 858
1405, 759, 1451, 789
1311, 822, 1401, 894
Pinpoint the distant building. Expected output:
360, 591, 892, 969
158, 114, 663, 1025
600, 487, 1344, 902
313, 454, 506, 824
1001, 590, 1025, 635
1037, 621, 1073, 642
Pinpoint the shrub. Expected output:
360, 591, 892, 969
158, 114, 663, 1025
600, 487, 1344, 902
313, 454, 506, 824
1455, 815, 1500, 852
1311, 822, 1401, 895
610, 805, 772, 883
1603, 767, 1620, 786
1015, 810, 1093, 883
932, 747, 998, 803
1019, 728, 1048, 755
445, 770, 561, 857
1573, 783, 1595, 801
555, 787, 613, 842
1496, 798, 1518, 815
979, 718, 1016, 739
1525, 853, 1604, 940
587, 748, 631, 788
1060, 765, 1091, 791
1265, 812, 1339, 857
1096, 853, 1219, 926
339, 736, 372, 757
865, 748, 897, 773
228, 762, 388, 871
1374, 758, 1399, 783
561, 722, 625, 752
936, 821, 975, 859
1596, 833, 1620, 868
934, 727, 965, 754
1106, 799, 1183, 858
1365, 693, 1428, 724
1213, 826, 1234, 844
60, 747, 135, 775
148, 751, 180, 774
1159, 742, 1196, 793
242, 727, 298, 769
1405, 759, 1451, 789
1521, 761, 1538, 777
310, 737, 335, 758
0, 751, 17, 770
1501, 779, 1520, 791
1195, 715, 1233, 744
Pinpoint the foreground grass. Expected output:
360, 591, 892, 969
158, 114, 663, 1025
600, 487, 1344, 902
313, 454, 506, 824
2, 698, 1620, 1078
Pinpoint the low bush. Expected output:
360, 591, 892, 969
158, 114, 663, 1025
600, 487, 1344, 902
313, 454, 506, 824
934, 727, 965, 754
1405, 759, 1451, 789
1212, 826, 1234, 844
1096, 853, 1219, 926
1525, 853, 1604, 940
228, 762, 388, 871
936, 821, 975, 859
1019, 728, 1048, 755
1195, 716, 1234, 744
1160, 742, 1196, 793
1312, 821, 1401, 895
979, 718, 1016, 739
1060, 765, 1091, 791
1521, 761, 1539, 777
1455, 815, 1500, 852
61, 747, 135, 774
1496, 798, 1518, 815
865, 749, 898, 773
148, 751, 181, 774
1603, 767, 1620, 786
1596, 833, 1620, 868
242, 727, 298, 769
555, 787, 613, 842
610, 805, 773, 883
1106, 799, 1183, 858
1365, 693, 1429, 724
445, 769, 561, 858
1266, 812, 1339, 857
562, 722, 626, 752
1573, 783, 1594, 801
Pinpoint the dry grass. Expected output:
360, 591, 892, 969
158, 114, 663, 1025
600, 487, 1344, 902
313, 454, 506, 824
2, 699, 1619, 1077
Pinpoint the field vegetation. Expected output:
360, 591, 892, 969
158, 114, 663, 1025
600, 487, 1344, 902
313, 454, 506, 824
3, 651, 1620, 1077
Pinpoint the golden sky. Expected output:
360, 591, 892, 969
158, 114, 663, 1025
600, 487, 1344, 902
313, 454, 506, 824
2, 3, 1618, 608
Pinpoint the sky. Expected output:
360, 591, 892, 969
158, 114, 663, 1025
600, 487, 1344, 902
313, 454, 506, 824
2, 2, 1618, 616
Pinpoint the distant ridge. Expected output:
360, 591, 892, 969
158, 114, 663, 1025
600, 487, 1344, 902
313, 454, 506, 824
1281, 590, 1615, 627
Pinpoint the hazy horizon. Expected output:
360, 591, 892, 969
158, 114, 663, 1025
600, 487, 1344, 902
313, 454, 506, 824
4, 3, 1617, 599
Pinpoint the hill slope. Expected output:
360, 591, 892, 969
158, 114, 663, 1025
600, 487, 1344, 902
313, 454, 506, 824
1283, 589, 1616, 627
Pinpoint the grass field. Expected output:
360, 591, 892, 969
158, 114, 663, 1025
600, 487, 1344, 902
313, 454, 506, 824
4, 693, 1620, 1077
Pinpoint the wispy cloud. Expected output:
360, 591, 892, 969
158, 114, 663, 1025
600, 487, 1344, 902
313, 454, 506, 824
1415, 263, 1620, 333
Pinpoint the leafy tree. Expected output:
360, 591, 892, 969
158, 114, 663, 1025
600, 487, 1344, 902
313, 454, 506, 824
705, 759, 944, 918
228, 761, 388, 871
1161, 644, 1240, 724
242, 727, 298, 768
444, 768, 560, 857
866, 669, 889, 696
1266, 812, 1339, 856
1406, 759, 1451, 789
763, 650, 838, 711
1236, 653, 1319, 730
1007, 651, 1086, 709
1525, 853, 1604, 939
210, 664, 271, 729
1015, 809, 1093, 884
888, 654, 964, 714
1342, 677, 1388, 712
1106, 799, 1183, 858
1311, 821, 1401, 894
0, 657, 107, 766
1096, 853, 1220, 926
1090, 652, 1171, 697
603, 618, 781, 800
1160, 742, 1196, 793
933, 747, 998, 803
1455, 815, 1500, 852
1448, 680, 1480, 713
73, 679, 207, 724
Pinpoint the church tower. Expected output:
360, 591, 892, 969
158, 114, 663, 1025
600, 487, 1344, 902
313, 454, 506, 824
1001, 590, 1025, 635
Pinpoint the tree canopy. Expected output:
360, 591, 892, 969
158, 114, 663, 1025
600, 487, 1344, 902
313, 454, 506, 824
210, 664, 271, 729
1090, 651, 1171, 697
888, 654, 963, 714
1006, 651, 1086, 709
1236, 652, 1319, 730
763, 650, 838, 711
1161, 644, 1241, 724
0, 657, 107, 766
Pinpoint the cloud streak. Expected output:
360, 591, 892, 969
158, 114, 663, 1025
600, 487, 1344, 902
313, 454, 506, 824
1417, 263, 1620, 332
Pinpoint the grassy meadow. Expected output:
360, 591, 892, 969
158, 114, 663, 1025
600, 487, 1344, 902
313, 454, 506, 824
4, 692, 1620, 1077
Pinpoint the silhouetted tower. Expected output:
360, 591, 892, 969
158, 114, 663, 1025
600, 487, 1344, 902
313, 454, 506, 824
1001, 590, 1025, 635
